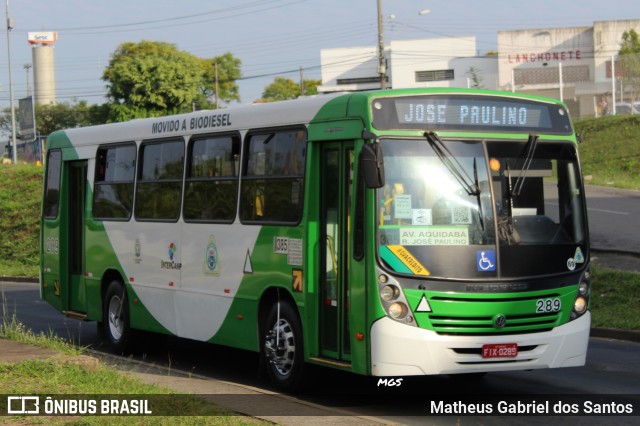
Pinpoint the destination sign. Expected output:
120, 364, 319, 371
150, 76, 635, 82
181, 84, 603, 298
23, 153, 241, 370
371, 95, 572, 134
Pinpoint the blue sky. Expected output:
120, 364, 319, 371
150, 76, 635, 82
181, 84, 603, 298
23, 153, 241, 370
2, 0, 637, 107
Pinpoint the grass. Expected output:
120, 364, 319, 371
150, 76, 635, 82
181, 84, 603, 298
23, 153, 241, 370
574, 114, 640, 189
0, 359, 263, 425
0, 163, 42, 278
0, 311, 265, 425
589, 265, 640, 330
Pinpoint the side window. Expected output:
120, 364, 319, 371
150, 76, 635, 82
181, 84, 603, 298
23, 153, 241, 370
43, 150, 62, 219
93, 144, 136, 220
184, 134, 240, 222
240, 129, 306, 224
135, 139, 184, 221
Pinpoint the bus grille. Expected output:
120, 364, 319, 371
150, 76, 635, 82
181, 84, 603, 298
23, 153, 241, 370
424, 294, 561, 336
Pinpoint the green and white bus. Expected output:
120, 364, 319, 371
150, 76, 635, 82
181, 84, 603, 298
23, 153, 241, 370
41, 88, 591, 390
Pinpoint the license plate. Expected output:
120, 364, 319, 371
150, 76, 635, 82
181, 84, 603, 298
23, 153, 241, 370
482, 343, 518, 358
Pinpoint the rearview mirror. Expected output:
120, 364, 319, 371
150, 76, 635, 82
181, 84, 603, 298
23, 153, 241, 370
360, 142, 385, 189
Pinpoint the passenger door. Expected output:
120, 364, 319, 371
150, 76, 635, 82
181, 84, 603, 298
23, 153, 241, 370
67, 160, 87, 313
319, 142, 354, 361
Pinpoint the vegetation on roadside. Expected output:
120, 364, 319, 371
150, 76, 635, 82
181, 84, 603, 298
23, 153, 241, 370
0, 312, 82, 355
590, 265, 640, 330
0, 313, 263, 425
574, 114, 640, 189
0, 359, 262, 425
0, 163, 42, 277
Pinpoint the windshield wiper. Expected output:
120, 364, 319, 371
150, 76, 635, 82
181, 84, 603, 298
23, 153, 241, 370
512, 134, 539, 196
425, 132, 479, 196
500, 135, 539, 245
472, 157, 485, 231
425, 132, 484, 232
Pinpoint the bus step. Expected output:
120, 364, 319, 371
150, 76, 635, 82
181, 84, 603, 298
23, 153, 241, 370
308, 357, 352, 369
63, 311, 87, 321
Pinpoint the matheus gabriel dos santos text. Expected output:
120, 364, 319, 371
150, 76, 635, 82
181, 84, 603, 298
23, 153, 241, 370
429, 399, 636, 416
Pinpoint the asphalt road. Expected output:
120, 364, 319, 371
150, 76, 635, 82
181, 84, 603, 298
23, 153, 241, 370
585, 185, 640, 254
2, 281, 639, 425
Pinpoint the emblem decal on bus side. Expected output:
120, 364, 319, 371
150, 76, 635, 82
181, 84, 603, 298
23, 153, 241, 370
134, 239, 142, 264
203, 235, 220, 276
161, 242, 182, 270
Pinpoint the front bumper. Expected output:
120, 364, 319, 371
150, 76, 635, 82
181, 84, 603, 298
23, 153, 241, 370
370, 312, 591, 376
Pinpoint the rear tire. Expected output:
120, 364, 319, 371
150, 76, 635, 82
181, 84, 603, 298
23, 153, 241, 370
102, 280, 132, 353
262, 300, 306, 392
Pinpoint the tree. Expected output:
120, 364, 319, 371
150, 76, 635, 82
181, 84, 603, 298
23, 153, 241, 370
199, 52, 242, 107
103, 41, 241, 121
261, 77, 321, 102
103, 41, 205, 120
302, 79, 320, 96
618, 29, 640, 105
36, 101, 110, 135
0, 100, 109, 138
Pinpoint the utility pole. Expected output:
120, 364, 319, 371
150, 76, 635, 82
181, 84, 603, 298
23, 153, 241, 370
377, 0, 387, 89
299, 66, 304, 96
24, 63, 31, 96
214, 62, 219, 109
6, 0, 18, 164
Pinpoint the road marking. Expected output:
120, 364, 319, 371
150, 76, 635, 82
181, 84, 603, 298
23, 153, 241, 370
546, 201, 628, 215
587, 207, 629, 215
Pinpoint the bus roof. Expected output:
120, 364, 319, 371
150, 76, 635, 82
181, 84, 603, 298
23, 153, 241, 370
46, 88, 569, 150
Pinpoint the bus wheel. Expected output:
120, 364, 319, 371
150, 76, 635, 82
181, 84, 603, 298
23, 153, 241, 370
263, 301, 305, 391
103, 280, 132, 353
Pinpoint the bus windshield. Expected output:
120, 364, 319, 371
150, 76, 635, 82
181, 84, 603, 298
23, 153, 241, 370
377, 137, 587, 279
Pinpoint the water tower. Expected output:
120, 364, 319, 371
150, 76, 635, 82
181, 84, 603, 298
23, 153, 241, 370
28, 32, 57, 105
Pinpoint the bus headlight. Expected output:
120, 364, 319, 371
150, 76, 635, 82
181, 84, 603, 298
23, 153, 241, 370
376, 267, 417, 327
573, 296, 587, 314
571, 267, 591, 320
380, 285, 400, 302
389, 302, 408, 319
578, 281, 589, 296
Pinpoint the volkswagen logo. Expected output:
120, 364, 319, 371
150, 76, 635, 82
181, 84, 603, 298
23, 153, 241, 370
493, 314, 507, 329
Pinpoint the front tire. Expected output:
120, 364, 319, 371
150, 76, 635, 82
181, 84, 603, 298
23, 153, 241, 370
103, 280, 132, 353
262, 300, 306, 391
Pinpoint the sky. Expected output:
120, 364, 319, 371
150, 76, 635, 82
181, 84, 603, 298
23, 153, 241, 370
1, 0, 637, 109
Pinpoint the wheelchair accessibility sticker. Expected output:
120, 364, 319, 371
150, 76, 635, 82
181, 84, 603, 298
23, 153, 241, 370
477, 250, 496, 272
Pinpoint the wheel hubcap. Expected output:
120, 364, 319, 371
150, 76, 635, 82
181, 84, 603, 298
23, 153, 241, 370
108, 295, 123, 340
265, 318, 295, 377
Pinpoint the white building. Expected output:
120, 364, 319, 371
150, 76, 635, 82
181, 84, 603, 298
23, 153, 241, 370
498, 19, 640, 117
318, 36, 498, 94
318, 19, 640, 118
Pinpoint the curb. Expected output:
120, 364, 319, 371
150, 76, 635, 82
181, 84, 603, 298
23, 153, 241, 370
590, 248, 640, 258
590, 327, 640, 343
0, 276, 38, 283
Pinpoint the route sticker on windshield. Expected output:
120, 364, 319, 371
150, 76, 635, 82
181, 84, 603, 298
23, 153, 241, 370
567, 258, 576, 271
451, 206, 472, 224
386, 245, 430, 276
399, 226, 469, 246
412, 209, 432, 225
394, 194, 413, 219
